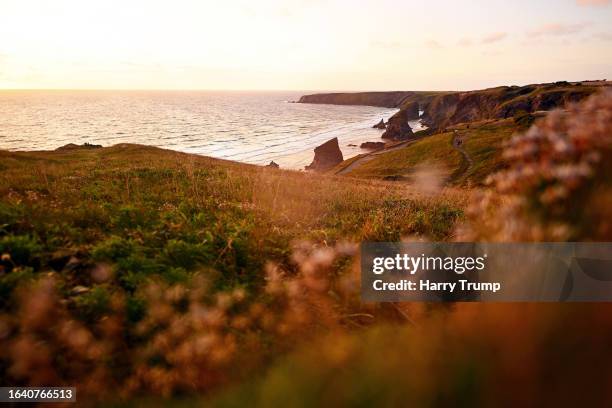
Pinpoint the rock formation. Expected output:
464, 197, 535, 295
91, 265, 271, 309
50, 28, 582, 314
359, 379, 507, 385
360, 141, 385, 150
56, 143, 103, 151
402, 101, 420, 120
305, 137, 344, 171
296, 82, 601, 134
420, 83, 597, 130
381, 110, 414, 141
266, 161, 280, 169
373, 119, 386, 129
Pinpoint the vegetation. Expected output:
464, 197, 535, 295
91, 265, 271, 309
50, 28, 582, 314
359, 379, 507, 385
0, 143, 464, 303
0, 90, 610, 405
339, 118, 527, 185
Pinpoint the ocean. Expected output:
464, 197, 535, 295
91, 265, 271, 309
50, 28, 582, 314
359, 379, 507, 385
0, 90, 423, 169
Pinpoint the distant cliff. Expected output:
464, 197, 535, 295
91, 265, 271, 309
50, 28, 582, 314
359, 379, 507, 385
421, 82, 600, 130
298, 82, 607, 131
298, 91, 432, 108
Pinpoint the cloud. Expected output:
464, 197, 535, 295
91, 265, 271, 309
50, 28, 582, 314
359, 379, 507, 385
481, 32, 507, 44
370, 40, 403, 49
457, 38, 473, 47
576, 0, 610, 6
527, 22, 590, 37
425, 39, 443, 49
481, 50, 503, 57
593, 32, 612, 41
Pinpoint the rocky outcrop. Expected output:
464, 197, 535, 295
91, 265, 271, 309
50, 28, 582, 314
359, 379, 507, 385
266, 161, 280, 169
360, 141, 385, 150
305, 138, 344, 171
373, 119, 386, 129
381, 110, 414, 141
403, 101, 420, 120
56, 143, 103, 151
421, 83, 598, 130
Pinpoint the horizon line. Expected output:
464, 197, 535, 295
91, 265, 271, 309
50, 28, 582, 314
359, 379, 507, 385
0, 79, 604, 94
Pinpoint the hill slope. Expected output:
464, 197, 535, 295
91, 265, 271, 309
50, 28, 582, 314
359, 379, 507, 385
0, 144, 465, 298
335, 117, 531, 185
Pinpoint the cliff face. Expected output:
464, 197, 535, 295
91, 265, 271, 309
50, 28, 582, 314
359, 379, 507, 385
297, 82, 604, 134
421, 84, 598, 130
298, 91, 418, 108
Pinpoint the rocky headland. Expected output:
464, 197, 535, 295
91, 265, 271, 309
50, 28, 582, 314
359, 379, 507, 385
297, 91, 420, 108
420, 82, 600, 130
298, 81, 606, 132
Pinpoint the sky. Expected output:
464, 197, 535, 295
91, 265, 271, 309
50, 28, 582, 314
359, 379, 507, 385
0, 0, 611, 91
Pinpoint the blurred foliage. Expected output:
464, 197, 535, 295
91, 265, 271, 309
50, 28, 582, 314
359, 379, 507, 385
0, 90, 610, 405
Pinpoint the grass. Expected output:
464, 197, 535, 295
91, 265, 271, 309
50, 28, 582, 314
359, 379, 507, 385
327, 154, 365, 174
0, 144, 465, 320
0, 143, 468, 400
340, 132, 461, 180
450, 118, 522, 184
1, 88, 610, 403
338, 118, 525, 186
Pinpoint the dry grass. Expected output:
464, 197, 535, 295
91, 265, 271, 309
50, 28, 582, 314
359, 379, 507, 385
0, 90, 610, 405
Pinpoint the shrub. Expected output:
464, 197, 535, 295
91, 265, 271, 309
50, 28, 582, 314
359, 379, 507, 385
459, 89, 612, 241
0, 235, 42, 267
91, 236, 135, 261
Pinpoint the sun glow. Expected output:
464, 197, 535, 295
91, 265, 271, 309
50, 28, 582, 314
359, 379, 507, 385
0, 0, 611, 90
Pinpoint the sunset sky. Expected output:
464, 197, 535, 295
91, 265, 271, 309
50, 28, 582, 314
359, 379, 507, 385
0, 0, 611, 91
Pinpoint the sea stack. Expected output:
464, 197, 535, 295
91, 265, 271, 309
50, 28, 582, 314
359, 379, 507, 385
381, 110, 414, 141
403, 101, 420, 120
373, 119, 386, 129
306, 137, 344, 171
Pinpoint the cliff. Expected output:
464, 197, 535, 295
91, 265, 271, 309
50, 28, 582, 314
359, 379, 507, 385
421, 83, 600, 130
298, 82, 606, 132
297, 91, 441, 108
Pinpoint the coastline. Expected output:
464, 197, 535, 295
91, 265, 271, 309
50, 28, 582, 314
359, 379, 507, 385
0, 90, 399, 171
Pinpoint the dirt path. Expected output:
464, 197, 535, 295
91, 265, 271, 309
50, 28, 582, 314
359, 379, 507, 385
335, 137, 424, 176
448, 131, 473, 182
335, 130, 474, 179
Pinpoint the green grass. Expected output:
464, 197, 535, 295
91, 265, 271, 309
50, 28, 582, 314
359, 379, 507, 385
0, 144, 465, 322
327, 153, 365, 174
451, 118, 521, 184
339, 118, 523, 185
341, 131, 462, 180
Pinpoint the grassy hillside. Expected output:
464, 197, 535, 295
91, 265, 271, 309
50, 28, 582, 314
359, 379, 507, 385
0, 144, 469, 400
0, 144, 464, 308
338, 118, 524, 185
1, 90, 609, 405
